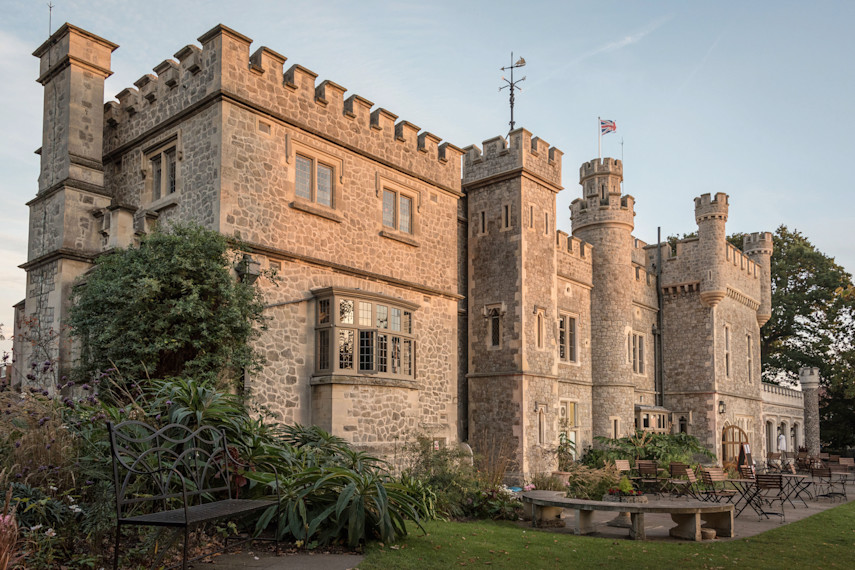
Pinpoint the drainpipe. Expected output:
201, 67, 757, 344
655, 227, 665, 408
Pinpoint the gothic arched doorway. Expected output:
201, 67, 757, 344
721, 424, 749, 471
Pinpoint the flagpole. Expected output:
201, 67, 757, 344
598, 116, 601, 160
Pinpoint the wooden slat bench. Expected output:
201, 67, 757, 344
522, 491, 733, 541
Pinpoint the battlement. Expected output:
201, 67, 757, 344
579, 157, 623, 180
101, 24, 463, 191
694, 192, 729, 222
556, 230, 592, 261
743, 231, 773, 255
570, 192, 636, 230
798, 367, 821, 388
461, 128, 563, 191
726, 243, 760, 278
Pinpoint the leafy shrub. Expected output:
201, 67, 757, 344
466, 487, 521, 520
528, 472, 567, 492
69, 223, 268, 390
398, 435, 481, 519
564, 462, 620, 500
582, 430, 715, 468
397, 435, 523, 521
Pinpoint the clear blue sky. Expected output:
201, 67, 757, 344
1, 0, 853, 353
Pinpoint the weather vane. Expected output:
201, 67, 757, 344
48, 2, 54, 36
499, 52, 526, 133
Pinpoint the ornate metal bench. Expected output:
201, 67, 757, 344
108, 420, 280, 570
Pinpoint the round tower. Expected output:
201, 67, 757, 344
694, 193, 729, 307
743, 232, 774, 327
799, 367, 821, 454
571, 158, 635, 440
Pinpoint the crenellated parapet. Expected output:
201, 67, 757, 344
101, 24, 463, 192
555, 231, 593, 261
743, 231, 773, 326
570, 158, 634, 233
694, 192, 729, 223
578, 157, 623, 198
461, 128, 562, 191
743, 231, 773, 256
724, 243, 761, 279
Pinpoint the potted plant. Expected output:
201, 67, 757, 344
603, 476, 648, 503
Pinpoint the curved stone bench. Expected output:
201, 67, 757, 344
521, 491, 733, 541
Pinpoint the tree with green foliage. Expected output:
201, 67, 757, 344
756, 226, 852, 385
69, 224, 268, 390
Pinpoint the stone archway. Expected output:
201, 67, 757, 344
766, 420, 775, 457
722, 424, 749, 471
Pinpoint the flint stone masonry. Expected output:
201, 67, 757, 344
799, 367, 821, 455
17, 22, 812, 476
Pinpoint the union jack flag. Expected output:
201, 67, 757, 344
600, 119, 617, 135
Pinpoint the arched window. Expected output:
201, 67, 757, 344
489, 308, 501, 348
537, 408, 546, 445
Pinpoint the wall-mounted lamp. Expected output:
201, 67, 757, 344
236, 254, 262, 284
718, 400, 726, 415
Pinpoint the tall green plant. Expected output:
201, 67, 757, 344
585, 430, 714, 467
69, 223, 268, 390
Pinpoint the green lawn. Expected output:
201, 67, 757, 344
359, 501, 855, 569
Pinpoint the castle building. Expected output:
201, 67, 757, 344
14, 23, 815, 477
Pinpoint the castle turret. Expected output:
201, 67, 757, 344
694, 193, 729, 307
571, 158, 635, 439
18, 24, 117, 387
743, 232, 774, 327
799, 367, 821, 454
463, 128, 563, 478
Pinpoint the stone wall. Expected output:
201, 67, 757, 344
105, 104, 221, 234
761, 383, 805, 454
661, 289, 715, 445
571, 158, 636, 439
251, 260, 460, 454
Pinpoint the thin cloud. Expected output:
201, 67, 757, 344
533, 14, 674, 88
677, 29, 726, 94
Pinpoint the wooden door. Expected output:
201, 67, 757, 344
721, 425, 748, 471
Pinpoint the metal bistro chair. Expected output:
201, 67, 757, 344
754, 474, 786, 522
739, 465, 756, 480
635, 460, 665, 496
700, 467, 737, 504
839, 457, 855, 482
766, 452, 782, 473
668, 463, 702, 500
614, 459, 632, 477
812, 466, 847, 502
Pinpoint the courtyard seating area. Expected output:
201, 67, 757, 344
526, 454, 855, 542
